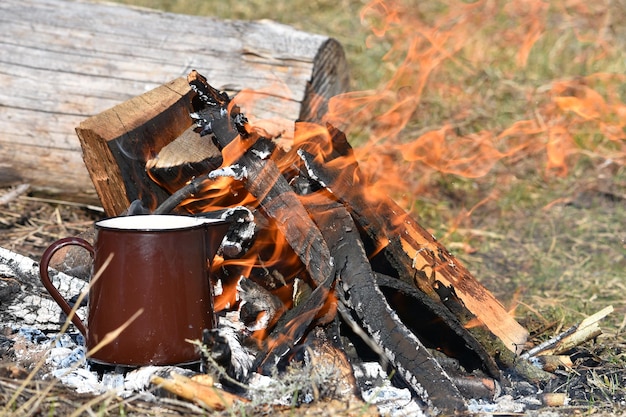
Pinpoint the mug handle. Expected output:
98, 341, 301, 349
39, 237, 93, 336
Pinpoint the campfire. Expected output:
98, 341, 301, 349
42, 69, 606, 415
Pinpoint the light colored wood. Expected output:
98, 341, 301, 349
76, 77, 193, 215
0, 0, 349, 202
522, 305, 613, 358
398, 223, 530, 354
151, 373, 246, 410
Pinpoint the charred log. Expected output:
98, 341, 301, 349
302, 192, 467, 414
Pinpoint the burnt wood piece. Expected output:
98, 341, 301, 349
188, 71, 337, 363
146, 126, 223, 194
374, 273, 500, 379
304, 193, 467, 414
296, 124, 529, 355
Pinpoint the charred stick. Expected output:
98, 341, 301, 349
296, 147, 434, 295
374, 273, 500, 380
255, 272, 336, 372
153, 173, 213, 214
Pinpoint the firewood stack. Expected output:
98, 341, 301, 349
77, 70, 538, 414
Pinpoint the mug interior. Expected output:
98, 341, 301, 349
96, 214, 225, 231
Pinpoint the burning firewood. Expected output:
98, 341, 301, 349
180, 69, 515, 413
296, 125, 529, 357
70, 68, 614, 413
521, 306, 614, 359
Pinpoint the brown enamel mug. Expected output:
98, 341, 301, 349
39, 214, 230, 367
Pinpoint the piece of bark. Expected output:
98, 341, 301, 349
0, 184, 30, 206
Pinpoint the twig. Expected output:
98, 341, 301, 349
0, 184, 30, 205
20, 195, 104, 213
153, 174, 213, 214
521, 305, 614, 359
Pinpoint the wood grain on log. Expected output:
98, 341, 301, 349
0, 0, 348, 202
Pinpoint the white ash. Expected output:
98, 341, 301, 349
468, 394, 542, 414
212, 310, 255, 381
352, 361, 426, 417
244, 357, 346, 407
297, 149, 328, 188
208, 164, 247, 181
250, 147, 271, 160
0, 247, 88, 332
218, 206, 256, 258
11, 320, 541, 415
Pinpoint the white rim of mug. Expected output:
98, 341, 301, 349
95, 214, 226, 231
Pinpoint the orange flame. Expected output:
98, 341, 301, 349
323, 0, 625, 205
150, 0, 625, 345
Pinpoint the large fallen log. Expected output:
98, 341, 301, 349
1, 0, 348, 202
